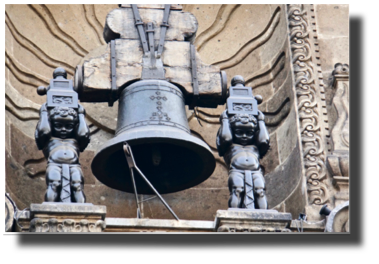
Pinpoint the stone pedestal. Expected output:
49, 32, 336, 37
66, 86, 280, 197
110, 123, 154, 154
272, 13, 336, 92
215, 209, 292, 232
29, 203, 106, 233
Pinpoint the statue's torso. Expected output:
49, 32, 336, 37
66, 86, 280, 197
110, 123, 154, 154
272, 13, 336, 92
44, 138, 80, 164
224, 144, 260, 171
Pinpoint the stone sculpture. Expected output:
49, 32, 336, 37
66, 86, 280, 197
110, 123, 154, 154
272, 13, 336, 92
217, 76, 270, 209
35, 68, 90, 203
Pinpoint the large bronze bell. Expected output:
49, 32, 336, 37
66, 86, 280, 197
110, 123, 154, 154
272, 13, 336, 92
91, 80, 216, 194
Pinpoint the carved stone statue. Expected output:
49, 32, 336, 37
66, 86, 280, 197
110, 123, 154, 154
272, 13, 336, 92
35, 68, 90, 203
217, 76, 270, 209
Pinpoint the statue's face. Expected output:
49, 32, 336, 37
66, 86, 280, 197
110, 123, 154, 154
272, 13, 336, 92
51, 115, 76, 139
232, 122, 255, 145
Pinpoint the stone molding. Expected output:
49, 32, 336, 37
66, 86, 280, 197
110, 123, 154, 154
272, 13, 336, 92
30, 218, 105, 232
28, 203, 106, 233
327, 63, 349, 205
287, 4, 330, 206
215, 209, 292, 232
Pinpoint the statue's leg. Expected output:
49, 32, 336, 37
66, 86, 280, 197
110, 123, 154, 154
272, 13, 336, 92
228, 171, 244, 208
45, 165, 61, 202
253, 172, 268, 209
70, 166, 86, 203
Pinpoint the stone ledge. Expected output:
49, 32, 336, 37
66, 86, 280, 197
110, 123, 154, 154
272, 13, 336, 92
290, 220, 325, 232
215, 209, 292, 232
105, 218, 215, 232
30, 203, 106, 220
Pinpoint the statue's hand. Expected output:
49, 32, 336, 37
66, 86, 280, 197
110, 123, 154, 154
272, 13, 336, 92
257, 110, 265, 121
220, 110, 229, 122
78, 104, 85, 115
40, 103, 48, 113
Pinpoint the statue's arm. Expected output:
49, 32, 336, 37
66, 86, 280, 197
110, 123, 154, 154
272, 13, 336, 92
35, 103, 51, 150
255, 110, 270, 157
75, 104, 90, 152
216, 110, 233, 156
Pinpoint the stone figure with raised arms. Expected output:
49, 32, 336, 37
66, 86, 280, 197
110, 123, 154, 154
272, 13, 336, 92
35, 68, 90, 203
217, 75, 270, 209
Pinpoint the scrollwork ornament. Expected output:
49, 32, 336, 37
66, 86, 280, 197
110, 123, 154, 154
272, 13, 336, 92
287, 4, 328, 205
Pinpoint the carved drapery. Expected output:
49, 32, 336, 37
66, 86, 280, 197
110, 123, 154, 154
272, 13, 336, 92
287, 4, 330, 206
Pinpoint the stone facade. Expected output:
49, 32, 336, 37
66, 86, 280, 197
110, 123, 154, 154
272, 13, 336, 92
5, 4, 349, 232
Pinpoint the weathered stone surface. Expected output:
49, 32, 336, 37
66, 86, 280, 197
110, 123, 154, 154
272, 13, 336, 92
140, 188, 229, 221
6, 149, 46, 209
315, 4, 349, 37
290, 219, 325, 232
276, 105, 298, 163
318, 38, 349, 78
30, 202, 106, 218
105, 218, 214, 232
81, 39, 222, 104
260, 132, 279, 175
332, 176, 349, 206
215, 209, 292, 232
265, 143, 303, 210
104, 6, 196, 42
29, 203, 106, 232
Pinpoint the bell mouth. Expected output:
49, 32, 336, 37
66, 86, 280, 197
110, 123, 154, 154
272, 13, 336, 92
91, 126, 216, 194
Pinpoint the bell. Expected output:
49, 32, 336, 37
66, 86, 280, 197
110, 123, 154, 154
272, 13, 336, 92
91, 80, 216, 194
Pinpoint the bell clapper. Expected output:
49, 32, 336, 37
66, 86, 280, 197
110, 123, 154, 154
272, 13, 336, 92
152, 145, 162, 166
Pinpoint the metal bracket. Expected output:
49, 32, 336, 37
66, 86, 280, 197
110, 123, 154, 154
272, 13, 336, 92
157, 4, 171, 58
189, 44, 199, 110
109, 40, 117, 107
146, 22, 156, 67
123, 142, 180, 221
131, 4, 149, 55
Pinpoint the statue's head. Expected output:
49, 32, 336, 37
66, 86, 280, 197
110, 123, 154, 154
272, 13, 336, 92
229, 113, 257, 145
49, 106, 78, 139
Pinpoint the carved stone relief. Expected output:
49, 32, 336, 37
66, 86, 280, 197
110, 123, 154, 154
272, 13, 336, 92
29, 218, 106, 233
287, 5, 331, 217
327, 63, 349, 206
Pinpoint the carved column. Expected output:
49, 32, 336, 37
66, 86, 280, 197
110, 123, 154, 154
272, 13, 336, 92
327, 63, 349, 206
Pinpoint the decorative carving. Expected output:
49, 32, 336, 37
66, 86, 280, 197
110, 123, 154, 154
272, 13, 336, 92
217, 76, 270, 209
327, 63, 349, 205
332, 63, 349, 76
29, 218, 106, 233
215, 210, 292, 233
217, 225, 291, 232
287, 4, 328, 205
331, 63, 349, 152
35, 68, 90, 203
